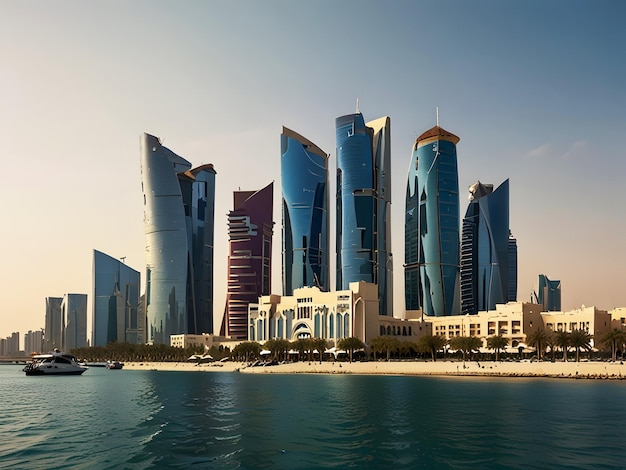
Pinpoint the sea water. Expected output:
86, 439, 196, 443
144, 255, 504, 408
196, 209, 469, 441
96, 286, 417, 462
1, 364, 626, 469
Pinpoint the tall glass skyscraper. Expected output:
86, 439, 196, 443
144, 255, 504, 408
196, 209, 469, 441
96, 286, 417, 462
536, 274, 561, 311
335, 112, 393, 316
92, 249, 141, 346
460, 180, 510, 315
408, 125, 461, 317
62, 293, 87, 350
281, 126, 329, 295
222, 183, 274, 340
140, 133, 216, 344
44, 297, 63, 350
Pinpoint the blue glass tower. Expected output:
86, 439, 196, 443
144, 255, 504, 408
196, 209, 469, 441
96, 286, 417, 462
336, 112, 393, 316
281, 127, 329, 295
413, 125, 460, 317
405, 141, 422, 311
92, 249, 141, 346
140, 133, 216, 344
536, 274, 561, 311
460, 180, 510, 314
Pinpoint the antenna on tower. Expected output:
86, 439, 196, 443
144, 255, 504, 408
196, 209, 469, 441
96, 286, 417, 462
356, 98, 360, 114
436, 106, 439, 127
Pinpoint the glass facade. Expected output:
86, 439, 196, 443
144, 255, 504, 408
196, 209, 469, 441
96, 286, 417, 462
412, 126, 461, 317
405, 142, 422, 311
281, 126, 329, 295
222, 183, 274, 340
140, 133, 216, 344
92, 249, 141, 346
44, 297, 63, 350
335, 113, 393, 316
537, 274, 561, 311
62, 293, 87, 350
460, 180, 510, 315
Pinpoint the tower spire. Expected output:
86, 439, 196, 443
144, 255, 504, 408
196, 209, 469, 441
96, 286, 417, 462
356, 98, 360, 114
436, 106, 439, 127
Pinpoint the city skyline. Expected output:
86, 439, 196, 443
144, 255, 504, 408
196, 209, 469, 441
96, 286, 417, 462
2, 1, 625, 339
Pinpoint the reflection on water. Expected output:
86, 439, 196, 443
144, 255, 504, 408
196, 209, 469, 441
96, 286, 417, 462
1, 366, 626, 469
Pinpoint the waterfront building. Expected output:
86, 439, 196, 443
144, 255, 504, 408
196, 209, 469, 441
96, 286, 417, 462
221, 183, 274, 340
335, 112, 393, 316
24, 329, 44, 355
44, 297, 63, 350
405, 141, 422, 311
427, 302, 541, 347
542, 306, 610, 348
535, 274, 561, 311
508, 231, 518, 302
170, 333, 240, 352
460, 180, 510, 315
250, 282, 428, 346
140, 133, 216, 344
281, 126, 329, 295
62, 293, 87, 350
92, 250, 141, 346
409, 124, 461, 316
0, 333, 20, 356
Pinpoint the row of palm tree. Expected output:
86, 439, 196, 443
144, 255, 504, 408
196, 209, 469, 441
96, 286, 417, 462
231, 337, 367, 363
526, 328, 596, 362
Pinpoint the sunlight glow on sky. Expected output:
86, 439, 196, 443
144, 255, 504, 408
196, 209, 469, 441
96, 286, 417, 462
1, 0, 625, 339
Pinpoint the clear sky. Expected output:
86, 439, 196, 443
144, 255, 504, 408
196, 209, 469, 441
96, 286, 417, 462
2, 0, 625, 342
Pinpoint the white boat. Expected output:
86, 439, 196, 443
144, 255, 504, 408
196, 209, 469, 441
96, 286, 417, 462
106, 360, 124, 370
23, 349, 88, 376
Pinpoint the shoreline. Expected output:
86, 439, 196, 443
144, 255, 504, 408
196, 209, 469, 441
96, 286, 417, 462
121, 359, 626, 380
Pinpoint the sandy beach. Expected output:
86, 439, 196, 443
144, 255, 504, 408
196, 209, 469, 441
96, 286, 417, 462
122, 359, 626, 379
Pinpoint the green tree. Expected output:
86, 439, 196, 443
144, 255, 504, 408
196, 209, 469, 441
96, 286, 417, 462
338, 337, 365, 362
293, 338, 310, 361
448, 336, 482, 362
601, 328, 626, 362
264, 338, 290, 361
486, 335, 508, 361
310, 337, 328, 363
553, 330, 570, 362
526, 328, 551, 360
416, 335, 448, 361
368, 336, 387, 361
569, 329, 593, 362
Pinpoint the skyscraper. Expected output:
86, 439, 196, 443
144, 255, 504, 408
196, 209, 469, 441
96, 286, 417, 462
409, 125, 461, 317
460, 180, 510, 315
536, 274, 561, 311
92, 249, 141, 346
508, 231, 518, 302
281, 126, 329, 295
44, 297, 63, 350
62, 293, 87, 350
140, 133, 216, 344
335, 112, 393, 316
221, 183, 274, 339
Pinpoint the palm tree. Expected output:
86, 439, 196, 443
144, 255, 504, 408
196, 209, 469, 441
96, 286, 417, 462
526, 328, 551, 360
553, 330, 570, 362
601, 328, 626, 362
310, 337, 328, 363
338, 337, 365, 362
569, 329, 593, 362
368, 336, 387, 361
416, 335, 448, 361
486, 335, 508, 361
449, 336, 482, 362
294, 338, 310, 361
